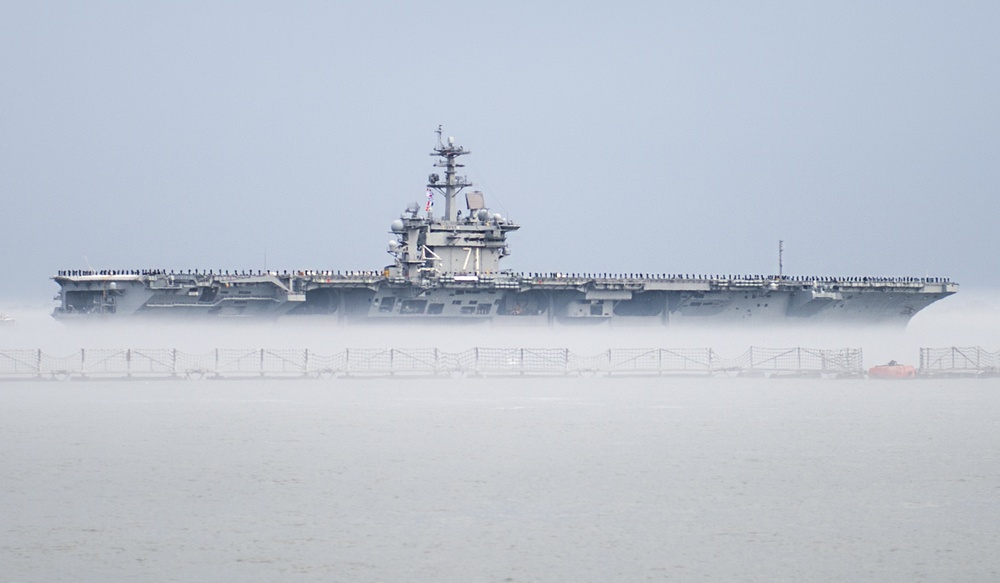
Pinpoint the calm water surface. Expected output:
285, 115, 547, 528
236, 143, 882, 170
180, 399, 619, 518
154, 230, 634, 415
2, 377, 999, 582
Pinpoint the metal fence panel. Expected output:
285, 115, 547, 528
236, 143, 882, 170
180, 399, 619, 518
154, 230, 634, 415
0, 346, 869, 380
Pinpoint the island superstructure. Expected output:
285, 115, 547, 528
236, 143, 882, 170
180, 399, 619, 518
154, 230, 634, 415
52, 129, 957, 325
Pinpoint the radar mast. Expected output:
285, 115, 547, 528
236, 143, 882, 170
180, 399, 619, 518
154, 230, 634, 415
427, 125, 471, 222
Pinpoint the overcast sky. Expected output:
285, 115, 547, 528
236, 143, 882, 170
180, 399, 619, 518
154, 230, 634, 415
1, 1, 997, 303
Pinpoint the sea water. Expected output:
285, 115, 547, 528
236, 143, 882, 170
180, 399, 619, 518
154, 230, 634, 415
2, 376, 998, 582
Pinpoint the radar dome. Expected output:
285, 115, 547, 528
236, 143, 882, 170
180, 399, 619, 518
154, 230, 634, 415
390, 219, 405, 232
476, 209, 490, 221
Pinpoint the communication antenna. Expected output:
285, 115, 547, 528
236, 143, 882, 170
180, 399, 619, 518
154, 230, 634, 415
428, 126, 471, 222
778, 240, 784, 277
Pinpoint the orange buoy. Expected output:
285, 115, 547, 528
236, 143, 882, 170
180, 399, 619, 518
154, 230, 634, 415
868, 360, 916, 379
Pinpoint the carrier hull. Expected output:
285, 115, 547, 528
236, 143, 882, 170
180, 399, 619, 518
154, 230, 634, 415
52, 271, 956, 326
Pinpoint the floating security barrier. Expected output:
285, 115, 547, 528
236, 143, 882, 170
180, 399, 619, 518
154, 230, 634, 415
918, 347, 1000, 378
0, 347, 865, 381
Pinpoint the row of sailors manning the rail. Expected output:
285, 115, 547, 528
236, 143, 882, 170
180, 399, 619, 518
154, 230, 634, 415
523, 274, 952, 283
56, 269, 951, 284
57, 269, 382, 277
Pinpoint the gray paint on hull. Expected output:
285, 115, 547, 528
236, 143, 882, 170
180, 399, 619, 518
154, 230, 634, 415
52, 273, 955, 326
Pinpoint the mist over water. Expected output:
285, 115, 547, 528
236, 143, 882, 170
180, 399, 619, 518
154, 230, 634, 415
1, 288, 998, 365
2, 291, 999, 582
3, 0, 996, 577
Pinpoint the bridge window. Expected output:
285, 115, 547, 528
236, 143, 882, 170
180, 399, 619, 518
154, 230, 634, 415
400, 299, 427, 315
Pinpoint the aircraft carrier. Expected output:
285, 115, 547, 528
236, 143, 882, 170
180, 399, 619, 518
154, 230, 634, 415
52, 129, 957, 325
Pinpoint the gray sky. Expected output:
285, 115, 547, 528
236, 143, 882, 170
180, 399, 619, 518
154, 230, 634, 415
1, 1, 997, 303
